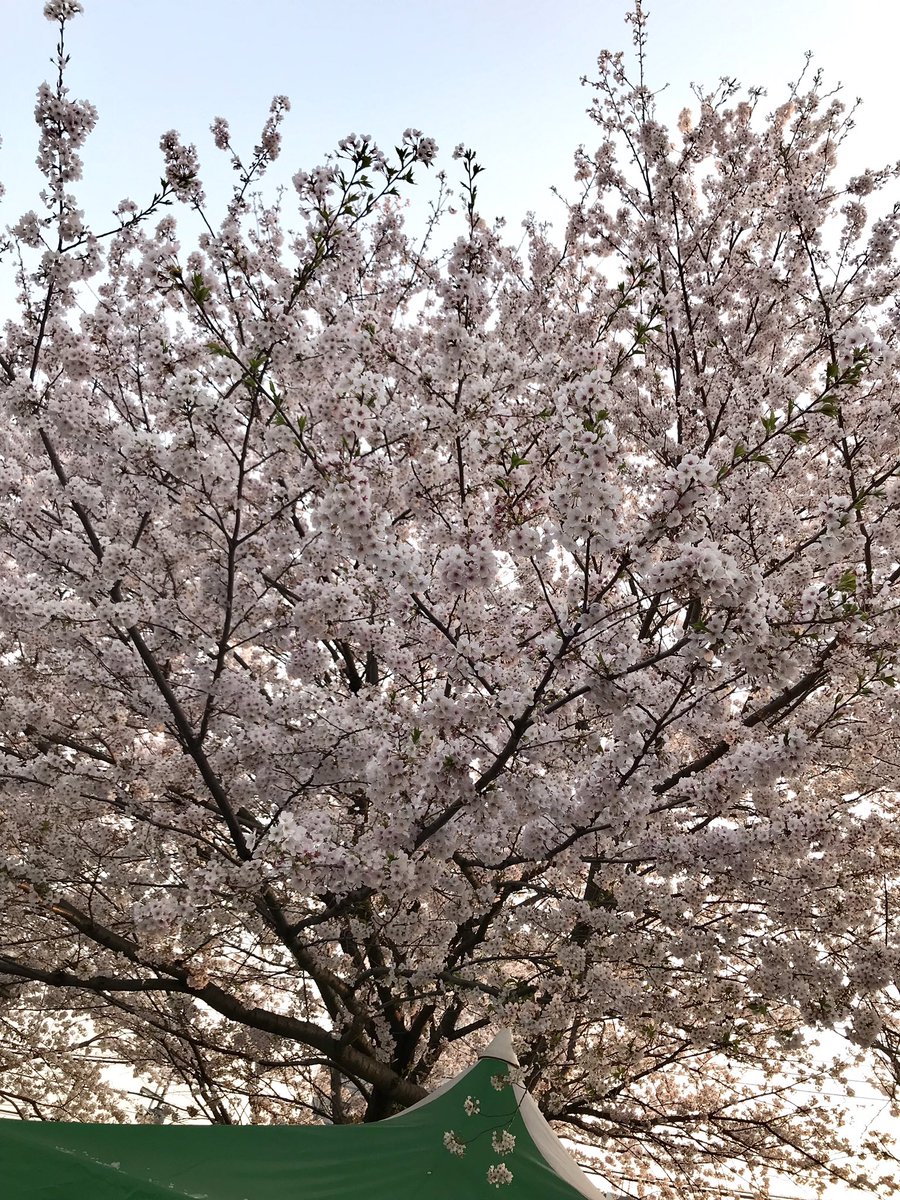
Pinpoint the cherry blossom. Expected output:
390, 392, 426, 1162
0, 3, 899, 1197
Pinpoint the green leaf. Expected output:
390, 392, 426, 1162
786, 428, 810, 444
836, 569, 857, 595
189, 272, 211, 304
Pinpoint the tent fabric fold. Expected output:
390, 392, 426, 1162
2, 1032, 605, 1199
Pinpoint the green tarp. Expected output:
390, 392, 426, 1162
2, 1035, 602, 1199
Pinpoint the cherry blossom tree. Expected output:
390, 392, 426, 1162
1, 1, 900, 1195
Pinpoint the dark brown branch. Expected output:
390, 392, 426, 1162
653, 644, 835, 799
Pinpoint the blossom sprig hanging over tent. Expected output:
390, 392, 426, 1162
444, 1046, 525, 1189
1, 2, 900, 1197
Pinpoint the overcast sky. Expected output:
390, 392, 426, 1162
2, 0, 900, 246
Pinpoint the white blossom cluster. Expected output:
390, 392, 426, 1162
491, 1129, 516, 1154
486, 1163, 514, 1187
442, 1131, 466, 1157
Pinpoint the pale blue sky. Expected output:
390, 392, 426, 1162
2, 0, 899, 243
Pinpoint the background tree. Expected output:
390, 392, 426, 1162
1, 1, 899, 1195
